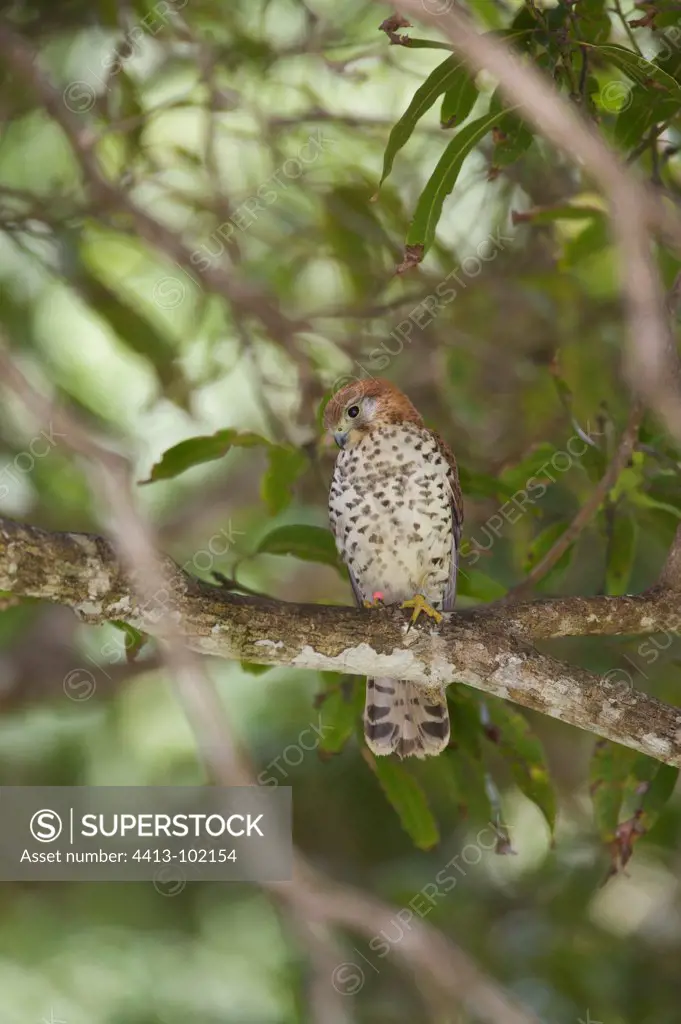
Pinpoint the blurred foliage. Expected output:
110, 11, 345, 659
1, 0, 681, 1021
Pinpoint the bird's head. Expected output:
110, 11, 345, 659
323, 378, 422, 450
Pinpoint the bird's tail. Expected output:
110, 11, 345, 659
364, 678, 450, 759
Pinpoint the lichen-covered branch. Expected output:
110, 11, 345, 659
3, 514, 681, 767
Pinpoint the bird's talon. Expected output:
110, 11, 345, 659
401, 594, 442, 627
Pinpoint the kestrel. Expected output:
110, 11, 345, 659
324, 378, 463, 758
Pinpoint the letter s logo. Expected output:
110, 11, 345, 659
30, 809, 63, 842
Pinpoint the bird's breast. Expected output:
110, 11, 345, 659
328, 424, 452, 604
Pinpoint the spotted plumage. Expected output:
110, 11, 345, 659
324, 378, 463, 759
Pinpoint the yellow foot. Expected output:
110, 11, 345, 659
400, 594, 442, 628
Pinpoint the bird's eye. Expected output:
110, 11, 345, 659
347, 405, 360, 419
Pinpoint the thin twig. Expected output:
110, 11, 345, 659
612, 0, 645, 56
508, 402, 644, 598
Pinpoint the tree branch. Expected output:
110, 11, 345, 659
3, 513, 681, 766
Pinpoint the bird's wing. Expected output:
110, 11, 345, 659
329, 469, 365, 608
346, 563, 364, 608
430, 430, 463, 612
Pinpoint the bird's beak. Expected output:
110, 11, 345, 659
333, 430, 348, 449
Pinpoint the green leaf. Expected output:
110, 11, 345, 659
609, 754, 679, 871
240, 662, 271, 675
448, 687, 484, 760
405, 107, 520, 256
380, 55, 470, 187
589, 740, 638, 840
493, 119, 533, 168
561, 217, 611, 267
606, 508, 638, 595
591, 43, 681, 97
539, 205, 605, 224
110, 621, 147, 663
440, 69, 479, 127
457, 466, 518, 501
591, 747, 678, 860
508, 5, 540, 44
608, 453, 647, 502
457, 568, 507, 601
630, 491, 681, 520
488, 88, 533, 167
591, 43, 681, 147
443, 749, 495, 824
579, 431, 609, 483
444, 690, 495, 821
576, 0, 611, 43
499, 442, 557, 492
653, 6, 681, 30
542, 4, 572, 36
484, 697, 557, 833
140, 430, 269, 483
524, 521, 573, 575
369, 756, 440, 849
467, 0, 506, 30
261, 447, 308, 515
398, 38, 456, 51
256, 524, 340, 569
620, 754, 677, 823
316, 677, 363, 755
636, 762, 679, 827
613, 90, 664, 150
